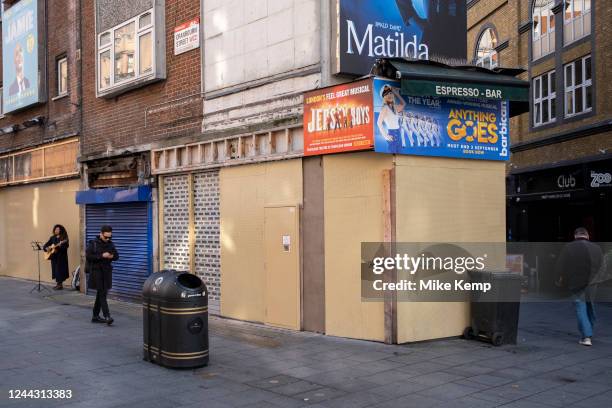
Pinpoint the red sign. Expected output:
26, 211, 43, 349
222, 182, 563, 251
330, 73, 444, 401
303, 79, 374, 156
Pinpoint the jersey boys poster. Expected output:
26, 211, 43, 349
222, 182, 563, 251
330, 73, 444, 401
373, 78, 509, 161
338, 0, 467, 75
303, 79, 374, 156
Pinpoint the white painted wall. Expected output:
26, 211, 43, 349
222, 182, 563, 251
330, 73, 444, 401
203, 0, 320, 93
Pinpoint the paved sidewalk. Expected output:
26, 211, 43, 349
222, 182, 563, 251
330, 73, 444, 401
1, 277, 611, 408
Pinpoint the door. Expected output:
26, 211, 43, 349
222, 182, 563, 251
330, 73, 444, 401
86, 202, 152, 301
264, 206, 300, 330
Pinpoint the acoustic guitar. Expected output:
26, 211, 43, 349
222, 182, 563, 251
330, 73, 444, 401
44, 240, 67, 261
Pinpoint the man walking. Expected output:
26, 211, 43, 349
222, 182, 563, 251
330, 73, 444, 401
556, 227, 602, 346
87, 225, 119, 325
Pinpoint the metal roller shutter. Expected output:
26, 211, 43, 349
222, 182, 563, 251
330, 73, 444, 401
86, 202, 152, 301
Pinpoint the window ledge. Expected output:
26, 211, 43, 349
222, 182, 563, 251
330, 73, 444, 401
532, 121, 557, 131
564, 109, 593, 120
52, 93, 69, 101
563, 34, 591, 49
531, 52, 555, 65
96, 74, 163, 99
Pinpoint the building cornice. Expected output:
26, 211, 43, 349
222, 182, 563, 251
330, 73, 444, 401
511, 120, 612, 153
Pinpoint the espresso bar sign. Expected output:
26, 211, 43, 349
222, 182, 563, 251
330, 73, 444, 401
403, 80, 529, 101
338, 0, 467, 76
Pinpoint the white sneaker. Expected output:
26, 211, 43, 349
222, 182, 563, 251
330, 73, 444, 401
579, 337, 592, 346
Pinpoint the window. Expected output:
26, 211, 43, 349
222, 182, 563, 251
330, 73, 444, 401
532, 0, 555, 60
533, 71, 556, 127
57, 57, 68, 96
97, 9, 154, 93
564, 0, 591, 44
475, 28, 498, 69
564, 55, 592, 117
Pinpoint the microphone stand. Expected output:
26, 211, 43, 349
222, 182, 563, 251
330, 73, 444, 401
30, 241, 51, 294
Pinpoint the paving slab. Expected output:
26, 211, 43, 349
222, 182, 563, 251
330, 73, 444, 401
1, 277, 612, 408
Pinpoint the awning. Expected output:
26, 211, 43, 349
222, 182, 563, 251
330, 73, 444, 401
379, 59, 529, 117
75, 186, 152, 205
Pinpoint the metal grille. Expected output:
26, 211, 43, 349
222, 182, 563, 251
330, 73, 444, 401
85, 202, 152, 301
194, 171, 221, 314
162, 175, 190, 271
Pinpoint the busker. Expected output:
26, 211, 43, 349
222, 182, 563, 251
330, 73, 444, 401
87, 225, 119, 326
43, 225, 70, 290
556, 227, 603, 346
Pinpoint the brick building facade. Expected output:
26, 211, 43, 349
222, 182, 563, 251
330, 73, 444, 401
0, 0, 82, 284
0, 0, 81, 155
80, 0, 202, 160
74, 0, 205, 301
468, 0, 612, 241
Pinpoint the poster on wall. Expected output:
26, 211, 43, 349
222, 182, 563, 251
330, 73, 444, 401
2, 0, 40, 113
337, 0, 467, 75
303, 79, 374, 156
373, 78, 509, 161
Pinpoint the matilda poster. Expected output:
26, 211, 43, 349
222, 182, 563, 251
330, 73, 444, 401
373, 78, 509, 161
338, 0, 467, 75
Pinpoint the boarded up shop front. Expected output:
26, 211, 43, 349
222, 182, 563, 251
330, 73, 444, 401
302, 60, 528, 343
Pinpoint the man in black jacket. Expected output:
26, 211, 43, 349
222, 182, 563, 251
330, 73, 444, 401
556, 227, 602, 346
87, 225, 119, 325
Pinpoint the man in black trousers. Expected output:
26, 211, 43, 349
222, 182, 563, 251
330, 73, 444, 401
556, 227, 602, 346
87, 225, 119, 325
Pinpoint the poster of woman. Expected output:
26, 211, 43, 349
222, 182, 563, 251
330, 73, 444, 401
373, 78, 509, 161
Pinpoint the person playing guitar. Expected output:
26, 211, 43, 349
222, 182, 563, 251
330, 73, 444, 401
43, 225, 69, 290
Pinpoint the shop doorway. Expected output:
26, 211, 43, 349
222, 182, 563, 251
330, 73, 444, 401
516, 196, 610, 242
85, 202, 152, 301
264, 206, 301, 330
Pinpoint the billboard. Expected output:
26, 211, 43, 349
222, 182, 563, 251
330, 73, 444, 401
303, 79, 374, 156
338, 0, 467, 75
373, 78, 509, 161
2, 0, 39, 113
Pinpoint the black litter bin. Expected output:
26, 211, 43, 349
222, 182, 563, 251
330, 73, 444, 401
463, 270, 521, 346
143, 270, 209, 368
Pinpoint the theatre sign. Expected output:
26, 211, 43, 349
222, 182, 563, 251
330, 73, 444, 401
304, 61, 529, 161
336, 0, 467, 75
